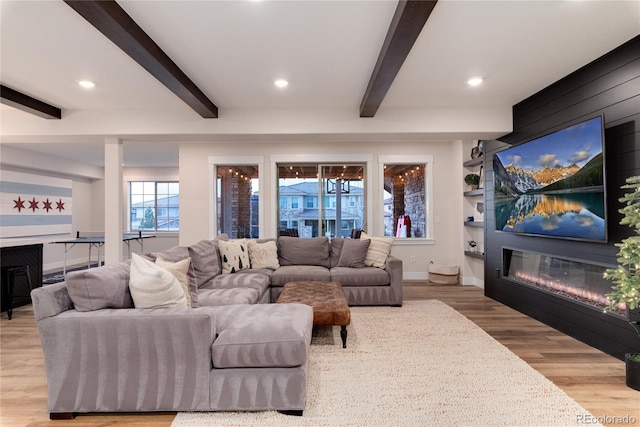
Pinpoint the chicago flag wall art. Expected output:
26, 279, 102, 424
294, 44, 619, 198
0, 170, 72, 238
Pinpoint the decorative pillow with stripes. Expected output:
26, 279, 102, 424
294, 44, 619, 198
360, 232, 395, 269
129, 253, 188, 309
155, 256, 193, 307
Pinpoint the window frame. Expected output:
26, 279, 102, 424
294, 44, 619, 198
209, 156, 265, 239
378, 155, 434, 245
127, 180, 180, 232
271, 154, 373, 238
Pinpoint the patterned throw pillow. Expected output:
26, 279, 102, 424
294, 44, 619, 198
219, 239, 250, 274
129, 253, 188, 309
360, 232, 395, 269
247, 240, 280, 270
155, 256, 193, 307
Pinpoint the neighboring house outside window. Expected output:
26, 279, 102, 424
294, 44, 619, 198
277, 163, 366, 238
129, 181, 179, 231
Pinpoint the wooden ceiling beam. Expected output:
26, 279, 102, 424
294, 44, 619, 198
0, 85, 62, 119
64, 0, 218, 118
359, 0, 438, 118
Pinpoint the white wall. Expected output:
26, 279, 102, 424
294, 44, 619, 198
3, 140, 477, 282
179, 140, 465, 280
0, 146, 180, 271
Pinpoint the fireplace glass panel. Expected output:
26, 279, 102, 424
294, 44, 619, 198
503, 249, 622, 315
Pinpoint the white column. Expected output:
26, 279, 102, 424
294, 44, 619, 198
104, 138, 123, 264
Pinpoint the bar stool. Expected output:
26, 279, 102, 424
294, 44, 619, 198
2, 265, 33, 320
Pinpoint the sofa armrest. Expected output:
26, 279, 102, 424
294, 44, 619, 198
31, 282, 74, 321
385, 255, 403, 306
37, 307, 218, 413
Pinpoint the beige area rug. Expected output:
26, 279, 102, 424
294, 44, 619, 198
172, 300, 600, 427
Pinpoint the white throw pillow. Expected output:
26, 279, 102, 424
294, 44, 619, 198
247, 240, 280, 270
155, 256, 193, 307
360, 232, 395, 269
129, 253, 188, 309
219, 239, 250, 274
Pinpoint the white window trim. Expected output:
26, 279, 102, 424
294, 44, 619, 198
126, 179, 180, 234
379, 155, 435, 245
208, 156, 264, 239
270, 154, 373, 238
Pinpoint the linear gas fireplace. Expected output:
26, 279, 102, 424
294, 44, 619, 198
502, 249, 624, 316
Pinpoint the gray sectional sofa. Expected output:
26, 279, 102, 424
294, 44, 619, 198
31, 235, 402, 418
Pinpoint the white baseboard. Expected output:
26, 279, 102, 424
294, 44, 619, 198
403, 271, 429, 281
460, 275, 484, 288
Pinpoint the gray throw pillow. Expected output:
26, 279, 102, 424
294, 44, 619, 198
65, 261, 133, 311
337, 238, 371, 268
187, 239, 221, 287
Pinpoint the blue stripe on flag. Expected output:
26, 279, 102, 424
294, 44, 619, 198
0, 215, 72, 226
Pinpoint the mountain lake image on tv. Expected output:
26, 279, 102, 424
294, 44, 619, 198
493, 115, 606, 242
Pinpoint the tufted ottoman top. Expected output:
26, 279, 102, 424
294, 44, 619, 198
277, 281, 350, 327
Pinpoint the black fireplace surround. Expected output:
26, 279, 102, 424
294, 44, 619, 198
484, 35, 640, 360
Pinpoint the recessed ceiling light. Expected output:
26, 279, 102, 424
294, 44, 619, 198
467, 77, 483, 87
274, 79, 289, 88
78, 80, 96, 89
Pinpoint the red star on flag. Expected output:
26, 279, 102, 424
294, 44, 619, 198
29, 197, 39, 212
13, 196, 25, 212
43, 198, 53, 212
56, 199, 65, 212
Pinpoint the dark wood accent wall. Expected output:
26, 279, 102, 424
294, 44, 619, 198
484, 35, 640, 360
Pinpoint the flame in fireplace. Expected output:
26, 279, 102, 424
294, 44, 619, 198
513, 271, 625, 311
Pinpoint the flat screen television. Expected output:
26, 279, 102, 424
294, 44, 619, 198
493, 115, 607, 242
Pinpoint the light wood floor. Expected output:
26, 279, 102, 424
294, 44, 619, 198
1, 283, 638, 427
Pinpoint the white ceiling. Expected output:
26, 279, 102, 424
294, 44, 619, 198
1, 0, 639, 168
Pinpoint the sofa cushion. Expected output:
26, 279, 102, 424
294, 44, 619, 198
211, 303, 312, 368
129, 253, 188, 309
360, 232, 395, 269
188, 240, 222, 287
208, 272, 270, 296
278, 236, 331, 268
198, 288, 260, 306
270, 265, 331, 286
65, 261, 133, 312
247, 240, 280, 270
330, 266, 390, 286
155, 256, 194, 307
337, 238, 370, 268
219, 239, 250, 274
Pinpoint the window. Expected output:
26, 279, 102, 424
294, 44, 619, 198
381, 158, 432, 239
216, 165, 259, 238
280, 197, 287, 209
129, 181, 179, 231
277, 163, 366, 238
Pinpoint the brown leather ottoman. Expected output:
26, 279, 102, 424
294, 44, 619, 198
277, 281, 351, 348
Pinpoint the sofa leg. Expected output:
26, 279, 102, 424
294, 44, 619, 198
50, 412, 75, 420
278, 409, 303, 416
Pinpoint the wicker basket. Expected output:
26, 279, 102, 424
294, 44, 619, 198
428, 261, 459, 284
